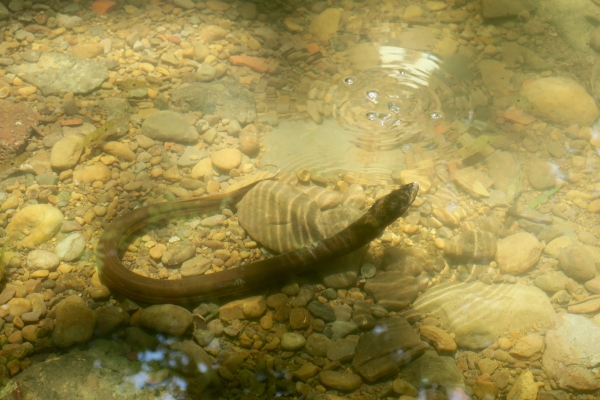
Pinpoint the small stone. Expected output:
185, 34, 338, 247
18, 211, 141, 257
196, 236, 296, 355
219, 296, 266, 321
420, 325, 457, 353
139, 304, 192, 336
318, 370, 362, 391
52, 295, 96, 347
210, 148, 242, 171
281, 332, 306, 351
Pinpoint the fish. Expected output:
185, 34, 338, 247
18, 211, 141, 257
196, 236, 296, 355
0, 152, 32, 180
115, 79, 156, 93
96, 171, 419, 304
82, 117, 128, 148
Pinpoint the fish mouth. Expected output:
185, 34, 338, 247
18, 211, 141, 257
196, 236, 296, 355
407, 182, 420, 204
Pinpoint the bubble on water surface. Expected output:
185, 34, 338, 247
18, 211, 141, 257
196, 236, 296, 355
333, 45, 474, 151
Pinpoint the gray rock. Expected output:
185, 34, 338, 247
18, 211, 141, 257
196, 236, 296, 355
26, 250, 60, 271
54, 233, 86, 262
139, 304, 193, 336
9, 52, 107, 96
52, 296, 97, 347
559, 246, 596, 282
142, 110, 199, 144
352, 317, 428, 382
193, 329, 214, 346
400, 350, 465, 391
543, 313, 600, 390
364, 272, 420, 311
171, 79, 256, 124
413, 282, 555, 349
305, 333, 332, 357
307, 301, 336, 322
237, 180, 328, 254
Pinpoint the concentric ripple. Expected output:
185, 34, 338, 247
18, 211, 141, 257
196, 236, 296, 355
333, 46, 474, 151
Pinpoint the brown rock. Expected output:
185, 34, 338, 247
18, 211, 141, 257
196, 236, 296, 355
219, 296, 266, 321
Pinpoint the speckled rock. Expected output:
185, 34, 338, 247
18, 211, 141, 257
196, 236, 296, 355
52, 295, 97, 347
26, 250, 59, 271
139, 304, 193, 336
6, 204, 64, 246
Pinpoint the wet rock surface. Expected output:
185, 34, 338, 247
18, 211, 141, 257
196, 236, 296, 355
413, 282, 556, 349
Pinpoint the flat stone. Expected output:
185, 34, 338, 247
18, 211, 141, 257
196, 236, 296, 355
352, 317, 428, 382
318, 370, 362, 391
363, 272, 419, 311
400, 350, 465, 392
9, 52, 107, 96
141, 110, 199, 144
413, 282, 555, 349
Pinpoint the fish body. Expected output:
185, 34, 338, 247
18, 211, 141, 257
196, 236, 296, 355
96, 173, 419, 304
